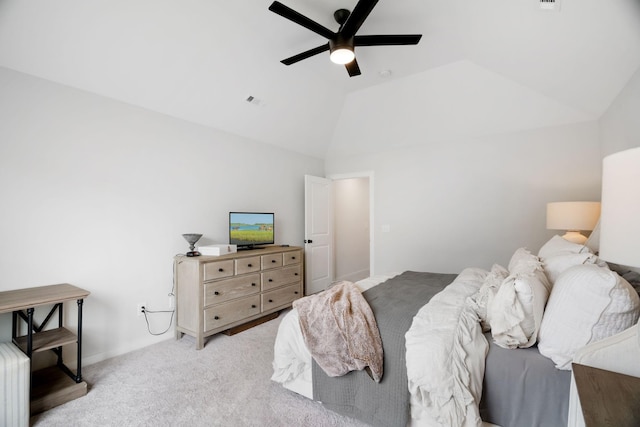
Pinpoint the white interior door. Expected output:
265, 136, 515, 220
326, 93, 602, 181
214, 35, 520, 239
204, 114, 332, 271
304, 175, 333, 295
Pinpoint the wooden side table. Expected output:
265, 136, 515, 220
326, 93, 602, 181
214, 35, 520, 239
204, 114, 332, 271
573, 362, 640, 427
0, 283, 90, 414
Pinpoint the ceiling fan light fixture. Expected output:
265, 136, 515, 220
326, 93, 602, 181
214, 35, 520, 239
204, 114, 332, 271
269, 1, 422, 76
330, 47, 355, 64
329, 36, 355, 64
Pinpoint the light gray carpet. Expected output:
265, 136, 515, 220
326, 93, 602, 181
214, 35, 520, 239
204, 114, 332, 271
30, 309, 371, 427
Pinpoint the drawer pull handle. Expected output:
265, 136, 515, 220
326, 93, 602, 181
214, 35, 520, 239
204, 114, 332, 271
294, 273, 298, 276
214, 291, 220, 295
292, 256, 296, 260
271, 260, 276, 263
218, 268, 224, 272
214, 315, 220, 320
252, 283, 256, 286
268, 279, 273, 282
294, 291, 299, 294
269, 299, 273, 303
251, 304, 256, 308
248, 263, 252, 267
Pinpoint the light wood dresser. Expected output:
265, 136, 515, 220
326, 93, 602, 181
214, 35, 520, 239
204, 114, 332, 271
174, 245, 303, 349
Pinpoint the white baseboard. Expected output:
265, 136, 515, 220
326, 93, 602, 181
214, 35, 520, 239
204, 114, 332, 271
335, 269, 370, 283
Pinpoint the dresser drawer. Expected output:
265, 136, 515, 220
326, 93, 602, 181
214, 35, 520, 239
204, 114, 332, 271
262, 265, 302, 291
283, 250, 302, 266
203, 274, 260, 306
261, 253, 283, 270
235, 256, 261, 275
203, 260, 234, 281
204, 295, 261, 332
262, 283, 302, 311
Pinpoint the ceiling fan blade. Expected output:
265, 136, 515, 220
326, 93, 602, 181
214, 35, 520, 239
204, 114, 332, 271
354, 34, 422, 46
345, 58, 361, 77
268, 1, 335, 40
340, 0, 379, 37
281, 44, 330, 65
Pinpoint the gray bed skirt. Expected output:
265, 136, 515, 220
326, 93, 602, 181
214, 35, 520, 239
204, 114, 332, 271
312, 271, 457, 427
480, 331, 571, 427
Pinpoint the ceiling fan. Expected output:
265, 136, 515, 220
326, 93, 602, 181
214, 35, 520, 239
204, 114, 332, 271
268, 0, 422, 77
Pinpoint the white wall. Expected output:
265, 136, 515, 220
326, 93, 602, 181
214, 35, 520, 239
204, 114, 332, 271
0, 67, 323, 366
333, 177, 370, 282
600, 67, 640, 156
326, 122, 602, 275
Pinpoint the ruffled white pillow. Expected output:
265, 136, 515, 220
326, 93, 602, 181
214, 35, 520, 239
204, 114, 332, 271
467, 264, 509, 332
538, 264, 640, 370
490, 248, 551, 349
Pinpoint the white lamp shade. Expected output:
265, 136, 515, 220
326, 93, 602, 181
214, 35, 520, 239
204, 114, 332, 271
599, 147, 640, 268
546, 201, 601, 231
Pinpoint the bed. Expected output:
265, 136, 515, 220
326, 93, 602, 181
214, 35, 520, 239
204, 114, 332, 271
271, 236, 640, 427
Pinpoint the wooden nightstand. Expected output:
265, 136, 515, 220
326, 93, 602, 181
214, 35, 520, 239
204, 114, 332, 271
572, 363, 640, 427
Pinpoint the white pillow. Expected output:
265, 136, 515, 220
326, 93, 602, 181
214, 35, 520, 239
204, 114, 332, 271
542, 252, 600, 284
538, 235, 590, 258
467, 264, 509, 332
537, 235, 602, 285
538, 264, 640, 370
490, 248, 551, 349
508, 247, 541, 274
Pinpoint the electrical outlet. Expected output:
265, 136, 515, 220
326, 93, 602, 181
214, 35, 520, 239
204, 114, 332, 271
137, 303, 146, 316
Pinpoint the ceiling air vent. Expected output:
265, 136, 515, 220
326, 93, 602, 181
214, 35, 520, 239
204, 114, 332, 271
245, 95, 265, 107
539, 0, 561, 11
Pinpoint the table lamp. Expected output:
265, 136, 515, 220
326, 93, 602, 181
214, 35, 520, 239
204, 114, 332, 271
182, 233, 202, 257
546, 201, 601, 244
599, 147, 640, 269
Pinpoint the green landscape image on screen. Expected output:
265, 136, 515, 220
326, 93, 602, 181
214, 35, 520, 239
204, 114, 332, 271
229, 213, 274, 245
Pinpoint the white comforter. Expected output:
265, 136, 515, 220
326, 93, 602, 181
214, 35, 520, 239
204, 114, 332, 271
271, 269, 489, 426
405, 267, 489, 427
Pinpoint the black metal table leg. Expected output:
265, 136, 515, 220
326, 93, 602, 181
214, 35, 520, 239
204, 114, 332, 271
76, 298, 84, 383
27, 307, 34, 389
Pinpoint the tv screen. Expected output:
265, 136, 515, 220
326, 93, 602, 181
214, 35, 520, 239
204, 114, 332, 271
229, 212, 275, 249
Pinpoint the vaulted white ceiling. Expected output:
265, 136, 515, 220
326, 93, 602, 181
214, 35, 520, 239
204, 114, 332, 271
1, 0, 639, 159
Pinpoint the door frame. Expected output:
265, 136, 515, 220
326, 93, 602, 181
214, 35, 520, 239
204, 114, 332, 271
328, 171, 375, 277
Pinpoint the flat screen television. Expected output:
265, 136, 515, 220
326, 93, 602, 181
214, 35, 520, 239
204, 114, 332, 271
229, 212, 275, 250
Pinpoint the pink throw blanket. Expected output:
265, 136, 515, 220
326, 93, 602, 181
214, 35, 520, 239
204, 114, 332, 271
293, 281, 384, 382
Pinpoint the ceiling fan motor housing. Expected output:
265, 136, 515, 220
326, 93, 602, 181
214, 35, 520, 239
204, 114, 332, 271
329, 34, 355, 52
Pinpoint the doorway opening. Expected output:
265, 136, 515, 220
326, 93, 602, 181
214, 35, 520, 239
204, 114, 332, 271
331, 175, 371, 282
